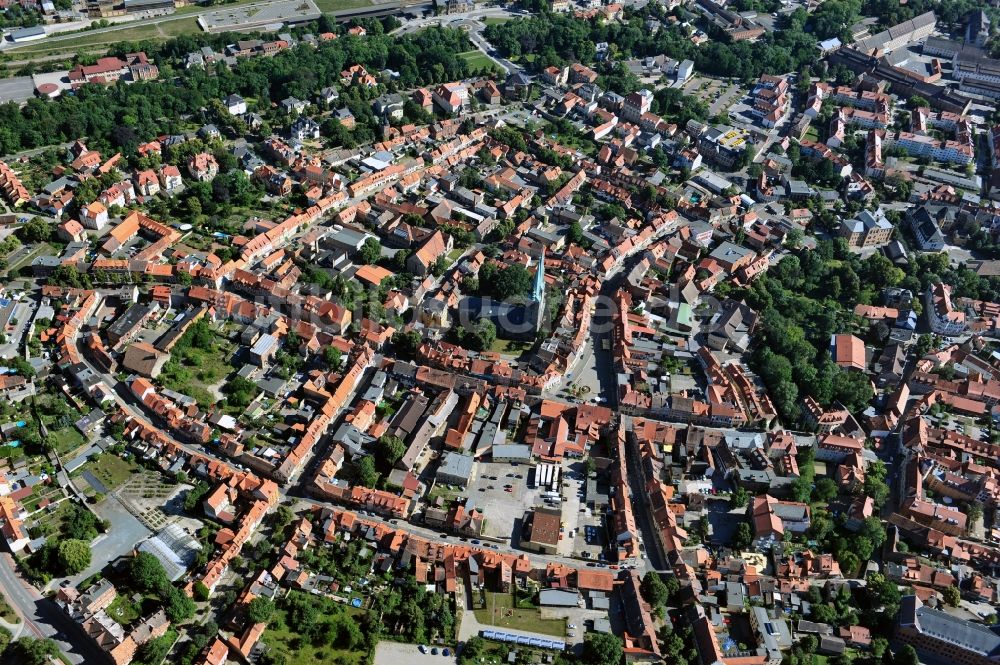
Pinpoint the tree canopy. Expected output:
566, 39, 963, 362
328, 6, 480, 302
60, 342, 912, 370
130, 551, 171, 594
56, 539, 91, 575
583, 633, 624, 665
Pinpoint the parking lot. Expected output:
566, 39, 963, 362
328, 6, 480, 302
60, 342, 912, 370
198, 0, 320, 32
682, 75, 744, 118
568, 469, 608, 562
463, 461, 538, 540
373, 641, 455, 665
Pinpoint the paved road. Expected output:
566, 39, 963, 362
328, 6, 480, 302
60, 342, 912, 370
0, 554, 107, 664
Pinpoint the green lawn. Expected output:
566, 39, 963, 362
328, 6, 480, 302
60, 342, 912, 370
482, 16, 510, 25
489, 338, 532, 355
458, 50, 495, 70
0, 590, 19, 624
46, 426, 86, 457
106, 595, 141, 626
76, 453, 139, 494
9, 17, 201, 56
313, 0, 374, 12
427, 483, 463, 504
262, 609, 366, 665
474, 592, 565, 637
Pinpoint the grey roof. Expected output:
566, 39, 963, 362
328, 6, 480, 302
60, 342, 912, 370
538, 588, 580, 607
437, 451, 474, 481
491, 444, 532, 460
138, 524, 202, 581
11, 26, 46, 39
900, 595, 1000, 657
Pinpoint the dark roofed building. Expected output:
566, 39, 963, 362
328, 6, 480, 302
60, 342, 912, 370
521, 506, 561, 554
897, 594, 1000, 665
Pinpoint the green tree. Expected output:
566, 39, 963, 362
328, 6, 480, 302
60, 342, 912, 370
355, 456, 379, 488
478, 262, 533, 299
942, 585, 961, 607
733, 522, 753, 551
391, 330, 423, 359
375, 435, 406, 470
138, 632, 174, 665
6, 637, 60, 665
163, 586, 196, 623
730, 486, 750, 509
357, 237, 382, 265
459, 636, 486, 664
583, 632, 623, 665
965, 502, 983, 526
247, 597, 275, 624
812, 477, 839, 502
56, 539, 91, 575
838, 550, 860, 577
63, 504, 100, 541
568, 221, 584, 245
193, 581, 211, 601
322, 345, 343, 367
18, 218, 52, 243
897, 645, 919, 665
130, 551, 171, 593
459, 318, 496, 351
640, 571, 669, 607
871, 637, 889, 661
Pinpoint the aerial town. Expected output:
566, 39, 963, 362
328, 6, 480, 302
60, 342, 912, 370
0, 0, 998, 663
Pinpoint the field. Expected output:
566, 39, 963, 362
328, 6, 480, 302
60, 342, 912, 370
482, 17, 510, 25
261, 608, 367, 665
8, 17, 201, 57
458, 50, 495, 70
474, 592, 565, 637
